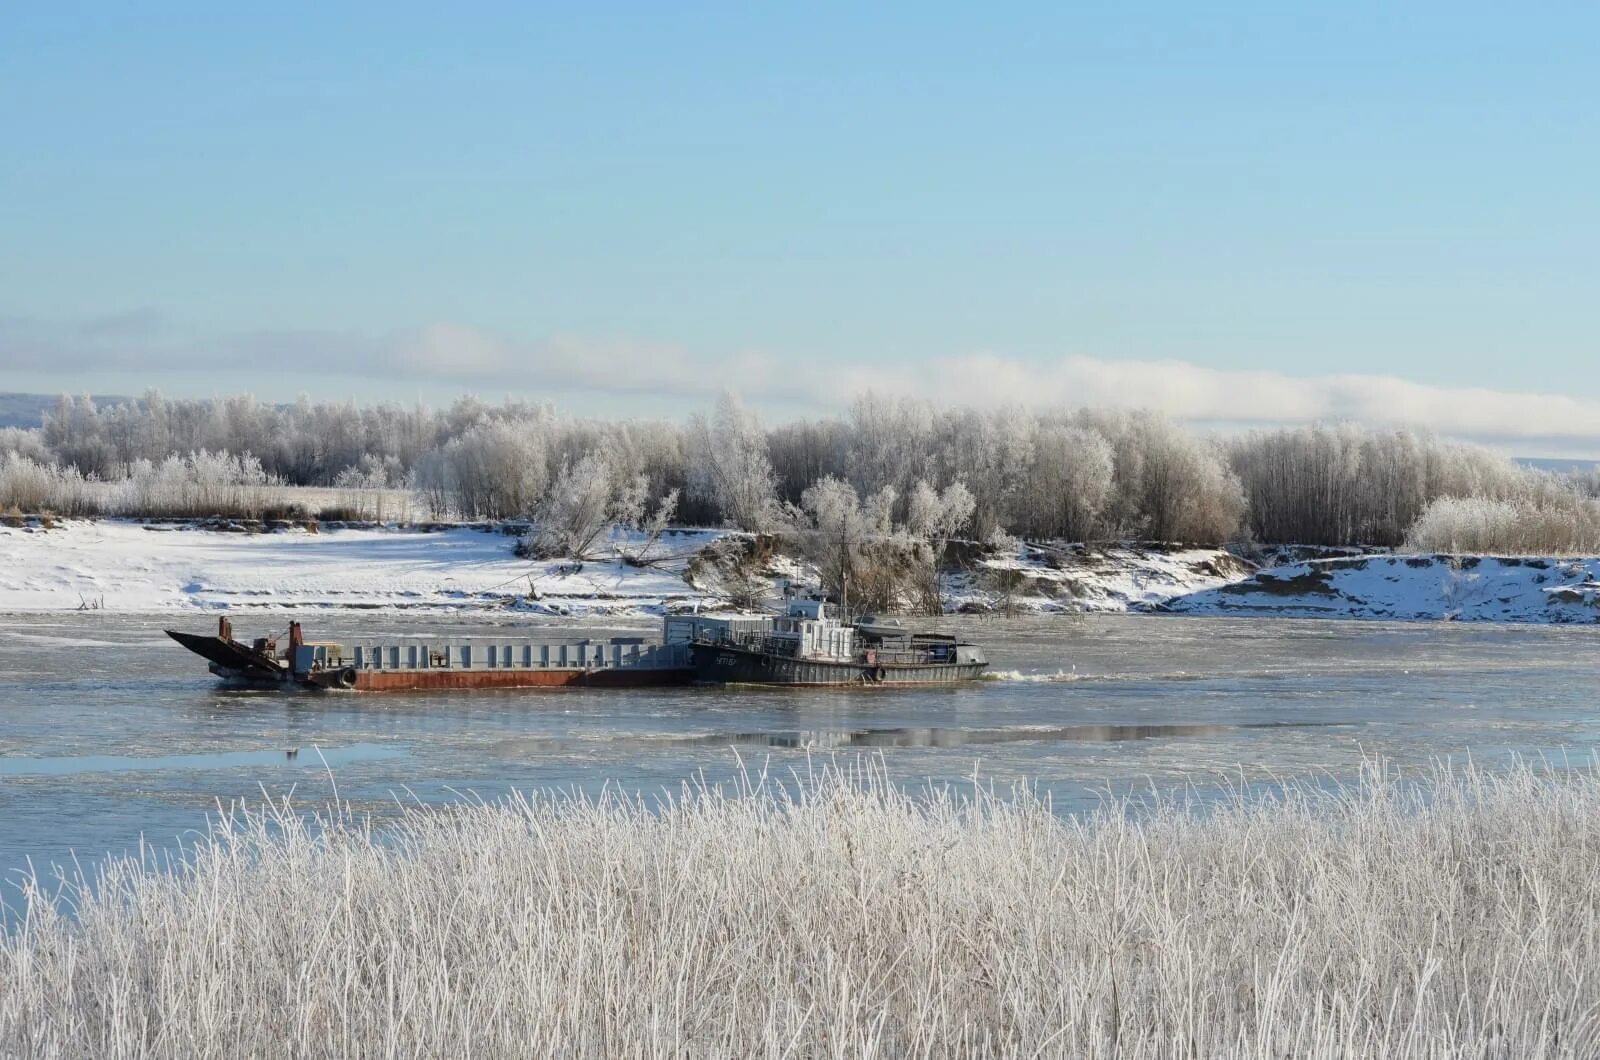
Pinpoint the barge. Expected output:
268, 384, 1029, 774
167, 618, 694, 690
168, 600, 988, 691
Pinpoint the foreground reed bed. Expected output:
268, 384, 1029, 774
4, 758, 1600, 1058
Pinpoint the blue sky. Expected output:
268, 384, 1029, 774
3, 3, 1598, 448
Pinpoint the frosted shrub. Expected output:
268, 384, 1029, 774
0, 453, 51, 512
111, 452, 280, 518
0, 455, 97, 516
0, 450, 286, 520
1405, 494, 1600, 555
329, 458, 392, 520
6, 758, 1600, 1057
0, 427, 50, 464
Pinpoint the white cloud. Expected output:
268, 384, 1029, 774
835, 353, 1600, 446
5, 311, 1600, 448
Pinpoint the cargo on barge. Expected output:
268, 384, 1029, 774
166, 618, 693, 691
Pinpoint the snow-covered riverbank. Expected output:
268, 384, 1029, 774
5, 520, 1600, 624
0, 521, 1259, 618
0, 521, 720, 615
1168, 553, 1600, 623
956, 542, 1257, 613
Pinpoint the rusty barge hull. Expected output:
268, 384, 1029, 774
203, 662, 693, 692
333, 667, 693, 692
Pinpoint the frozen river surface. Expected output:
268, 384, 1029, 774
3, 611, 1599, 891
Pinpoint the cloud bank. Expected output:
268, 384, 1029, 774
4, 312, 1597, 449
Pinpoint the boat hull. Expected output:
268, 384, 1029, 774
690, 643, 987, 687
169, 628, 694, 693
317, 667, 694, 691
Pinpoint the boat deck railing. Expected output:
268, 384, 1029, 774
696, 630, 806, 658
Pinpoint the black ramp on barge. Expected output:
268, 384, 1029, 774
165, 629, 285, 680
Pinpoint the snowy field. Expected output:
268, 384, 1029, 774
0, 521, 720, 616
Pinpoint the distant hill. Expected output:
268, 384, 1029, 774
1517, 457, 1600, 474
0, 392, 134, 430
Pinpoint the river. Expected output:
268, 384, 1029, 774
3, 611, 1598, 896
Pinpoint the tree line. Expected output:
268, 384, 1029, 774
4, 390, 1598, 552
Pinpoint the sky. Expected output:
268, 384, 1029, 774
3, 3, 1599, 451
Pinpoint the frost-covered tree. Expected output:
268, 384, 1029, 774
625, 488, 681, 565
1228, 426, 1531, 547
767, 419, 849, 505
799, 476, 873, 608
411, 419, 549, 520
688, 392, 778, 531
23, 385, 1599, 551
904, 480, 976, 612
846, 394, 935, 503
905, 480, 975, 545
41, 395, 115, 478
795, 477, 920, 613
529, 451, 617, 558
1070, 410, 1242, 543
1019, 425, 1115, 541
927, 406, 1035, 539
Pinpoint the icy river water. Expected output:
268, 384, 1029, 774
3, 611, 1600, 896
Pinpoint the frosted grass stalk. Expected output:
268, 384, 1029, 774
3, 757, 1600, 1057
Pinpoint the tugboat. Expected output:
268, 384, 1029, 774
675, 597, 988, 687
